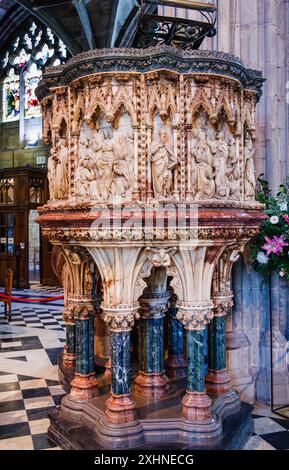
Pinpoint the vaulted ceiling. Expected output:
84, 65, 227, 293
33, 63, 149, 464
0, 0, 141, 56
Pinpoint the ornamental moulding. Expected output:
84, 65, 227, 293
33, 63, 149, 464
176, 302, 215, 331
40, 226, 262, 243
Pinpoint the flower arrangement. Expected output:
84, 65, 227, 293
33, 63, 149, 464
250, 176, 289, 280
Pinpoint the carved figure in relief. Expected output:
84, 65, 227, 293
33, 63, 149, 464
111, 134, 134, 199
244, 136, 256, 200
52, 138, 69, 200
213, 132, 230, 199
75, 138, 96, 197
47, 147, 56, 201
191, 130, 215, 200
145, 247, 177, 267
151, 129, 178, 198
95, 129, 115, 201
74, 126, 135, 201
227, 137, 240, 200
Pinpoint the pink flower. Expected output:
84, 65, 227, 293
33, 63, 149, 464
283, 215, 289, 224
262, 235, 289, 256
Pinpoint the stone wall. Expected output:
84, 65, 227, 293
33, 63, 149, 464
217, 0, 289, 405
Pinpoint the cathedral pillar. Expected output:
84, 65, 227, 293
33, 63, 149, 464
135, 292, 169, 398
166, 292, 186, 378
177, 303, 214, 421
206, 294, 233, 396
102, 306, 139, 424
70, 301, 99, 401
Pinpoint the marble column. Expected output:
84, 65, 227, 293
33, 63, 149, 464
177, 304, 214, 421
63, 321, 76, 368
135, 293, 169, 398
70, 302, 99, 401
102, 306, 139, 424
206, 295, 233, 397
166, 293, 186, 378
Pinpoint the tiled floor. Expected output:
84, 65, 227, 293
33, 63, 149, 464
0, 288, 64, 450
0, 287, 289, 450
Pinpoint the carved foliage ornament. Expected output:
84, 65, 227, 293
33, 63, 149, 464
212, 295, 234, 318
63, 302, 96, 322
41, 226, 261, 243
176, 303, 214, 331
102, 307, 140, 332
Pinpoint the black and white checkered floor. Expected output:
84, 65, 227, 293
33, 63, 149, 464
0, 287, 289, 450
0, 286, 65, 331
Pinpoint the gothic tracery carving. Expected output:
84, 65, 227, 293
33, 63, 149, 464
41, 54, 259, 207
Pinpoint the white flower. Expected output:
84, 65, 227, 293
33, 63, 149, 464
279, 270, 286, 278
270, 216, 279, 224
279, 202, 288, 212
257, 252, 269, 264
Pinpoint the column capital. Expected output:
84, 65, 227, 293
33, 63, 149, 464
139, 292, 170, 319
176, 302, 214, 331
102, 305, 140, 332
64, 297, 100, 321
212, 292, 234, 317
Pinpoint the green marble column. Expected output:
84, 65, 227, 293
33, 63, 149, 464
186, 329, 206, 393
206, 311, 231, 396
75, 317, 95, 376
70, 305, 98, 401
63, 322, 76, 367
166, 299, 186, 377
103, 307, 138, 424
208, 316, 226, 372
135, 295, 169, 398
111, 331, 131, 395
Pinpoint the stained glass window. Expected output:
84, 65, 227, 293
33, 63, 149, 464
1, 19, 69, 123
3, 69, 20, 122
24, 63, 42, 118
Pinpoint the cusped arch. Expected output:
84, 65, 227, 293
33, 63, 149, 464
190, 89, 214, 123
148, 86, 163, 121
85, 88, 107, 124
215, 96, 235, 126
72, 92, 85, 134
132, 248, 185, 303
110, 87, 136, 126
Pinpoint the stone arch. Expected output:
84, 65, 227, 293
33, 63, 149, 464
132, 247, 184, 303
190, 89, 214, 123
110, 87, 136, 126
214, 96, 235, 128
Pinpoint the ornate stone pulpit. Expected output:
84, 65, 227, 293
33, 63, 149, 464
37, 46, 265, 449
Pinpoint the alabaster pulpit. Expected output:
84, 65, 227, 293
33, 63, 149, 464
37, 46, 265, 449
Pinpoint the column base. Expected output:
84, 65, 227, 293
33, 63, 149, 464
206, 369, 231, 397
182, 391, 212, 422
134, 371, 169, 398
63, 350, 76, 368
70, 373, 99, 401
105, 393, 137, 424
166, 355, 187, 378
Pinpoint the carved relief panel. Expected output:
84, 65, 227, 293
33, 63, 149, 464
185, 77, 244, 203
40, 50, 261, 208
72, 76, 138, 203
45, 90, 69, 202
146, 74, 180, 200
